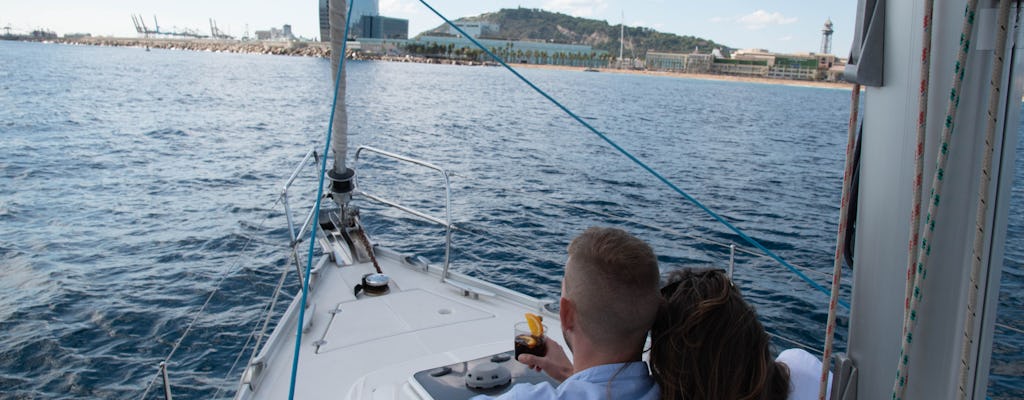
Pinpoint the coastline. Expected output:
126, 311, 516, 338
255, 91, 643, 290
11, 36, 854, 90
508, 63, 856, 90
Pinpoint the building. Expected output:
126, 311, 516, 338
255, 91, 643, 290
448, 21, 500, 38
711, 58, 770, 77
255, 25, 295, 41
319, 0, 380, 41
646, 51, 713, 73
766, 55, 822, 80
360, 15, 409, 39
397, 36, 608, 66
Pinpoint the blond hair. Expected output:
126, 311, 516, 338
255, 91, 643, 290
564, 227, 661, 347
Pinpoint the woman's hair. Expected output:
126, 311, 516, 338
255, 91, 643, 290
650, 268, 790, 400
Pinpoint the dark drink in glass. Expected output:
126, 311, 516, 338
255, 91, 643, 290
514, 322, 547, 358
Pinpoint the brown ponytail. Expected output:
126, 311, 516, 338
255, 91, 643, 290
650, 269, 790, 400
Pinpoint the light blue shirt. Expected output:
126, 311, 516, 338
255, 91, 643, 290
471, 362, 659, 400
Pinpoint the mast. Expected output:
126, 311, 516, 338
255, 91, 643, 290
618, 11, 624, 68
327, 0, 355, 211
839, 0, 1021, 398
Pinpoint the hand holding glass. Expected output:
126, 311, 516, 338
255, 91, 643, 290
514, 321, 547, 358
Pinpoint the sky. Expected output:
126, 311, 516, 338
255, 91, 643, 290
1, 0, 857, 55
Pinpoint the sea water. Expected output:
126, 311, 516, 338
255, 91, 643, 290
0, 40, 1020, 398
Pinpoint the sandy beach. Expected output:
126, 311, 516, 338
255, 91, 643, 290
508, 62, 856, 90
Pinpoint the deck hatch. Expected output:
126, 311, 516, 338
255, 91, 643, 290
319, 289, 493, 353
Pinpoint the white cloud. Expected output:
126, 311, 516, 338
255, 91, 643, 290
779, 35, 793, 41
542, 0, 609, 17
737, 10, 798, 30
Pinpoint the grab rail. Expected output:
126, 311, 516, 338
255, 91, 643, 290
281, 148, 318, 246
354, 146, 455, 282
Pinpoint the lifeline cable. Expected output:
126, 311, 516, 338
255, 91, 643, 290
138, 194, 285, 400
417, 0, 848, 308
287, 0, 355, 398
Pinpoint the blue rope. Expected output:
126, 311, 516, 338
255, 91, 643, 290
287, 1, 355, 398
417, 0, 848, 309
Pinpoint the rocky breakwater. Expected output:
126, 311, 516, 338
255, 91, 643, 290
57, 37, 333, 57
50, 37, 499, 67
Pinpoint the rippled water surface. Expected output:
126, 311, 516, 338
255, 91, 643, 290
0, 40, 1021, 398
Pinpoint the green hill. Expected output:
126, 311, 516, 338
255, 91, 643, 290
421, 8, 730, 56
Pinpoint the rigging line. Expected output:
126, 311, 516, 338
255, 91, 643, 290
215, 305, 265, 400
454, 182, 840, 281
547, 198, 840, 280
995, 322, 1024, 335
139, 194, 284, 400
447, 203, 793, 278
819, 82, 860, 400
416, 0, 847, 309
894, 1, 981, 398
959, 1, 1011, 397
905, 0, 936, 341
217, 247, 298, 399
488, 183, 836, 259
288, 0, 354, 398
770, 331, 825, 356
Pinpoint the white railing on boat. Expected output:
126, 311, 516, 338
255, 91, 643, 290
353, 145, 456, 282
281, 147, 318, 247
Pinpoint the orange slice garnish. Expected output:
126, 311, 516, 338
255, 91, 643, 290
525, 313, 543, 337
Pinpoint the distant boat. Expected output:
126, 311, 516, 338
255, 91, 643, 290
583, 67, 599, 72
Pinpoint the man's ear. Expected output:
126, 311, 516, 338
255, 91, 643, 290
559, 297, 574, 331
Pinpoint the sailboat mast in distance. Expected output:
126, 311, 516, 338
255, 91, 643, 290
619, 11, 624, 65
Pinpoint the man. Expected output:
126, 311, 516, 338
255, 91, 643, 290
476, 226, 662, 399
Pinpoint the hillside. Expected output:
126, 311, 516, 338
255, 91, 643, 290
421, 8, 729, 56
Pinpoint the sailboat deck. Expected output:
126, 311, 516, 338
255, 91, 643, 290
236, 248, 564, 400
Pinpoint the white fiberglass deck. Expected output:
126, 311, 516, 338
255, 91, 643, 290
235, 247, 564, 400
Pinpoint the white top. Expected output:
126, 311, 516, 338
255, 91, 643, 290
777, 348, 832, 400
471, 362, 659, 400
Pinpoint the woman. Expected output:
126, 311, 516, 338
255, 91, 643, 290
651, 268, 824, 400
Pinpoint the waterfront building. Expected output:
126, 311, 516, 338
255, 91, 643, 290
448, 21, 500, 38
711, 58, 770, 77
255, 25, 295, 41
766, 55, 821, 80
412, 36, 606, 65
644, 47, 840, 81
352, 36, 608, 67
645, 51, 713, 73
360, 16, 409, 40
319, 0, 380, 41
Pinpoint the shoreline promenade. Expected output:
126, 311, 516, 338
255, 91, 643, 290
8, 36, 855, 90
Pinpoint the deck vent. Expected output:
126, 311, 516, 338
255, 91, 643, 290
465, 362, 511, 389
